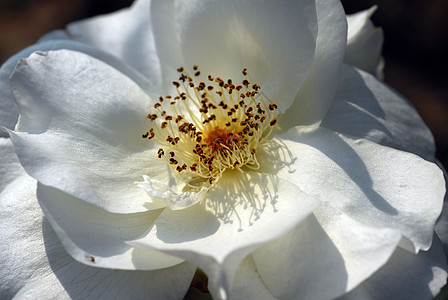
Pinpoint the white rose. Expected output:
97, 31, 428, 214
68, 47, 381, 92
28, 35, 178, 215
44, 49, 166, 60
1, 1, 446, 299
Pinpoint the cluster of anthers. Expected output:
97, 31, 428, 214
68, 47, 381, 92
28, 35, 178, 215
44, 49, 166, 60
142, 66, 279, 189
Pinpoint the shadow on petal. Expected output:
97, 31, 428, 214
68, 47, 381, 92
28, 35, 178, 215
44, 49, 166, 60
303, 130, 398, 215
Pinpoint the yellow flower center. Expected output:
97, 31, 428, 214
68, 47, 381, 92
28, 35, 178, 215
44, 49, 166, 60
143, 66, 278, 190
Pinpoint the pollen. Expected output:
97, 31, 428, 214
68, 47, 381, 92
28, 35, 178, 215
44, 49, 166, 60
142, 66, 279, 189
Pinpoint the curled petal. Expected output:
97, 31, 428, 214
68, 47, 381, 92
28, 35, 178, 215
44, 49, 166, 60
0, 139, 195, 299
0, 40, 149, 136
130, 171, 319, 299
6, 49, 167, 213
337, 235, 448, 300
277, 127, 445, 253
345, 6, 384, 79
37, 184, 184, 271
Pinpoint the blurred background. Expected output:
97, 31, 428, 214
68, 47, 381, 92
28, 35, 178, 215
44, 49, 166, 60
0, 0, 447, 298
0, 0, 446, 166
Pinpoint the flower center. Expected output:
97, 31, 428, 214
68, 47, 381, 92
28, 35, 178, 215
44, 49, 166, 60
142, 66, 279, 190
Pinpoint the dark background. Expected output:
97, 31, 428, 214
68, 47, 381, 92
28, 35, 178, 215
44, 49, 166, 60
0, 0, 446, 166
0, 0, 447, 297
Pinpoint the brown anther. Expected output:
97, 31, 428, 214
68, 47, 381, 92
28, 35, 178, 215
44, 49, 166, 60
268, 104, 278, 110
242, 79, 250, 87
170, 158, 178, 165
173, 81, 180, 88
154, 103, 161, 108
242, 68, 248, 76
147, 114, 157, 121
270, 119, 277, 126
170, 151, 175, 157
177, 67, 184, 72
193, 65, 198, 71
142, 132, 149, 138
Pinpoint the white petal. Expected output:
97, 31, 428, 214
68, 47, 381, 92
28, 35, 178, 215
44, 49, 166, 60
37, 184, 184, 270
0, 140, 196, 299
0, 40, 150, 136
0, 173, 41, 297
322, 65, 436, 162
149, 0, 184, 92
152, 0, 318, 108
130, 170, 319, 298
280, 0, 347, 129
253, 213, 400, 299
0, 138, 24, 191
14, 260, 195, 300
345, 6, 384, 79
277, 127, 445, 252
337, 235, 448, 300
65, 0, 162, 90
6, 49, 166, 213
229, 255, 276, 300
435, 162, 448, 255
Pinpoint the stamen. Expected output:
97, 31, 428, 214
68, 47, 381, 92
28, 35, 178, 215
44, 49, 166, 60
142, 66, 279, 190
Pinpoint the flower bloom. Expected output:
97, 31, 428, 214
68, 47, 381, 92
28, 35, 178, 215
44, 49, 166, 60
1, 0, 447, 299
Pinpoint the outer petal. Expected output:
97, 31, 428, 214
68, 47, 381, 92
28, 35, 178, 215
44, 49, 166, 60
322, 65, 436, 162
0, 138, 24, 191
0, 139, 196, 299
64, 0, 161, 90
337, 236, 448, 300
344, 6, 384, 79
151, 0, 318, 108
37, 184, 184, 270
131, 170, 319, 299
280, 0, 347, 129
0, 40, 149, 136
276, 127, 445, 253
5, 49, 166, 213
252, 213, 400, 299
229, 255, 276, 300
436, 163, 448, 254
